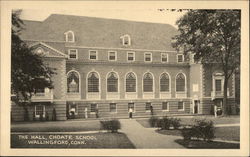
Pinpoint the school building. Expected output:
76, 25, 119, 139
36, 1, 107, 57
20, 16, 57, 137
11, 14, 237, 121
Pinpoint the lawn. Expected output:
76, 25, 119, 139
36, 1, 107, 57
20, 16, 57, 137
136, 116, 240, 128
156, 126, 240, 141
11, 132, 135, 148
175, 139, 239, 149
11, 120, 102, 132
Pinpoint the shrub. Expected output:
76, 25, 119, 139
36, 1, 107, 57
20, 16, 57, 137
149, 116, 159, 127
100, 119, 121, 133
181, 119, 215, 141
157, 116, 181, 130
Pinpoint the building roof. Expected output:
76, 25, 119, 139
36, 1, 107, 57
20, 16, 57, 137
21, 14, 179, 51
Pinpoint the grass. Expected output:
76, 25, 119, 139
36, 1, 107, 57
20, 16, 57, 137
11, 132, 135, 148
11, 120, 102, 132
175, 139, 239, 149
156, 126, 239, 141
136, 115, 240, 128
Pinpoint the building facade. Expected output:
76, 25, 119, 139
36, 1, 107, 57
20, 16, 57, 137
11, 14, 236, 121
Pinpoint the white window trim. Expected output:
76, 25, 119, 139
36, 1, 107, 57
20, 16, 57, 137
144, 52, 152, 62
35, 105, 46, 118
68, 49, 78, 59
142, 71, 155, 93
86, 71, 101, 100
66, 70, 81, 94
175, 72, 187, 93
106, 71, 119, 93
159, 72, 171, 93
110, 103, 117, 113
161, 53, 168, 63
121, 34, 131, 46
177, 54, 184, 63
64, 30, 75, 43
89, 50, 98, 60
127, 51, 135, 62
178, 101, 185, 111
125, 71, 137, 93
108, 51, 117, 61
212, 72, 224, 92
162, 102, 170, 111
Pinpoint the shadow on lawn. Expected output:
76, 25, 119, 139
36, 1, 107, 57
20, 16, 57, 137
175, 139, 240, 149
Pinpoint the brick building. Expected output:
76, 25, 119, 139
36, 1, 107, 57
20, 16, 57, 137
11, 14, 236, 121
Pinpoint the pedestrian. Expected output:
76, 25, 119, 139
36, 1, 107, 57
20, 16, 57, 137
95, 107, 99, 118
129, 107, 133, 119
84, 107, 88, 119
150, 105, 154, 116
214, 105, 217, 118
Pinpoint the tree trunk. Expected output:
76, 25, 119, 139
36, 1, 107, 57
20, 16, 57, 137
222, 77, 228, 116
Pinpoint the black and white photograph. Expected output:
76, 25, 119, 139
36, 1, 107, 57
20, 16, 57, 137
0, 1, 249, 156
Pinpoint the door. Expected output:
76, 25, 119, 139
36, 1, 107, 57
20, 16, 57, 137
194, 100, 199, 114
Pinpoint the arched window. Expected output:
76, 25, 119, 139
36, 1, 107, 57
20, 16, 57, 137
160, 73, 170, 92
126, 72, 136, 92
143, 73, 153, 92
88, 72, 99, 92
67, 71, 80, 93
107, 72, 118, 92
65, 31, 75, 42
176, 73, 185, 92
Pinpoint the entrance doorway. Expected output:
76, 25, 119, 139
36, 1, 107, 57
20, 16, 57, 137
194, 100, 199, 114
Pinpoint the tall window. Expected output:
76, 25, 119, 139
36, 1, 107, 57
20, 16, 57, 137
177, 54, 184, 63
67, 71, 80, 93
215, 79, 222, 91
90, 104, 97, 112
68, 49, 78, 59
110, 103, 117, 112
88, 72, 99, 92
143, 73, 153, 92
144, 53, 152, 62
162, 102, 169, 110
176, 73, 185, 92
109, 51, 116, 61
145, 102, 151, 111
126, 72, 136, 92
160, 73, 170, 92
178, 101, 184, 110
89, 50, 97, 60
107, 72, 118, 92
161, 53, 168, 62
35, 105, 45, 117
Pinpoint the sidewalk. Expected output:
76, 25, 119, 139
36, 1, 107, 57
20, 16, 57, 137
120, 119, 185, 149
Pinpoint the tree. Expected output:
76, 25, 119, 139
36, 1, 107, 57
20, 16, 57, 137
11, 10, 55, 120
172, 10, 240, 115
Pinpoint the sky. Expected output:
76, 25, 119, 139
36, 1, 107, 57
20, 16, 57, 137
19, 7, 186, 28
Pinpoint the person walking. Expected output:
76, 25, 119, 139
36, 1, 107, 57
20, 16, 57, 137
214, 105, 217, 118
84, 107, 88, 119
129, 107, 133, 119
150, 105, 154, 116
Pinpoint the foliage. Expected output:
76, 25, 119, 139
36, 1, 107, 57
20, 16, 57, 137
100, 119, 121, 133
172, 10, 240, 115
149, 116, 159, 127
181, 119, 215, 141
11, 10, 55, 105
156, 116, 181, 130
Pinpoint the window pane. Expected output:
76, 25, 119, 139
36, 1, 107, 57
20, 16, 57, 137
36, 105, 44, 116
162, 53, 168, 62
91, 104, 97, 112
110, 103, 116, 112
126, 72, 136, 92
178, 55, 184, 62
215, 79, 222, 91
178, 102, 184, 110
162, 102, 168, 110
145, 53, 151, 61
109, 52, 116, 60
145, 102, 151, 111
69, 50, 77, 59
176, 73, 185, 92
107, 72, 118, 92
143, 73, 153, 92
90, 51, 97, 59
160, 73, 169, 92
88, 72, 99, 92
67, 72, 79, 93
128, 53, 134, 61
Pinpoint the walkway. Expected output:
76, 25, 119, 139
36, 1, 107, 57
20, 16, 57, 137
120, 119, 185, 149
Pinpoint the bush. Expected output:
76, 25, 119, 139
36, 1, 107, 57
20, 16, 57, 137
149, 116, 159, 127
181, 119, 215, 141
100, 119, 121, 133
157, 116, 181, 130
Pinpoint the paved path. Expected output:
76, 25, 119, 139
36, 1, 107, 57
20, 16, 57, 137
120, 119, 185, 149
